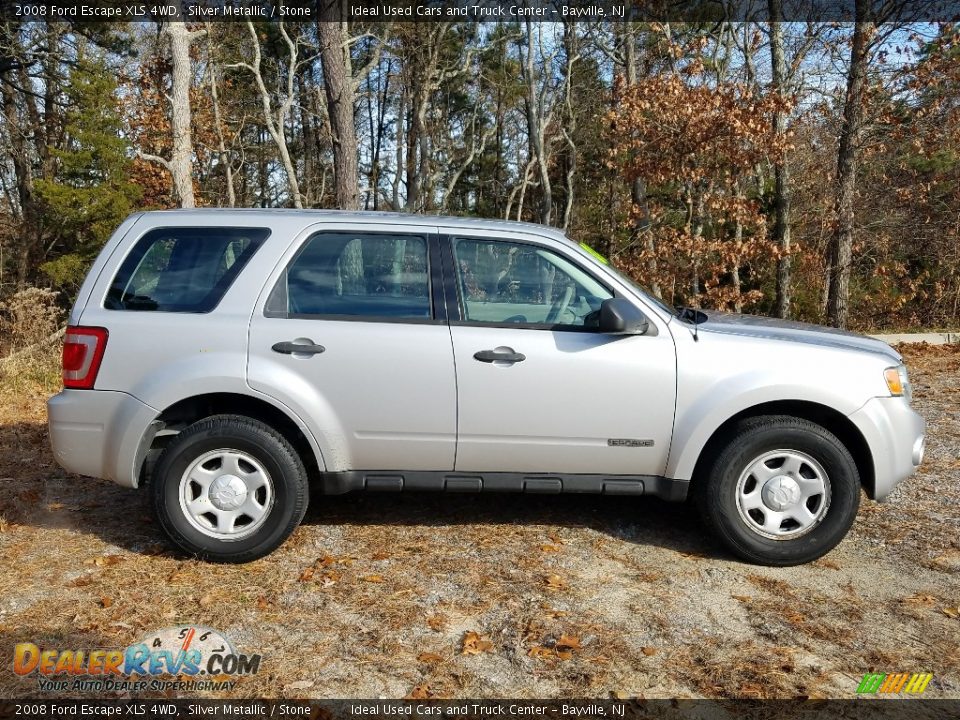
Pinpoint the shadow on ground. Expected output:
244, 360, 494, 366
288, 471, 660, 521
2, 419, 725, 561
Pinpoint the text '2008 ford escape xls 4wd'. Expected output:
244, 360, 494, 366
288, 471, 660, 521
48, 210, 925, 565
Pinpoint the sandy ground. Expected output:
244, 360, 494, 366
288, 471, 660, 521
0, 344, 958, 700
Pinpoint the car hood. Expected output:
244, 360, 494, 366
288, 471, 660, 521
695, 311, 901, 362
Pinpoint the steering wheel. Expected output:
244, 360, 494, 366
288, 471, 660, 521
545, 285, 575, 324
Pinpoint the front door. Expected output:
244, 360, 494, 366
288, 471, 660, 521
444, 231, 676, 476
248, 225, 457, 471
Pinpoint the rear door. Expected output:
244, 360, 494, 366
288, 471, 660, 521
247, 224, 457, 472
443, 229, 677, 476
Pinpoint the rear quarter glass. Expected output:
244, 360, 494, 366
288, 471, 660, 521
104, 227, 270, 313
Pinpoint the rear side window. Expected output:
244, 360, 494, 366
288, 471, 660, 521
265, 232, 431, 320
106, 227, 269, 312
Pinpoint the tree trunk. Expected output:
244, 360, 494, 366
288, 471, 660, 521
622, 25, 659, 296
318, 16, 359, 211
164, 21, 197, 208
769, 0, 792, 319
523, 20, 552, 226
206, 26, 235, 207
827, 3, 875, 328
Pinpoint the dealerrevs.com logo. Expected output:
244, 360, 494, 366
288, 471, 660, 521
13, 626, 261, 693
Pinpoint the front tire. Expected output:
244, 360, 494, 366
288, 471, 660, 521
695, 415, 860, 566
151, 414, 308, 563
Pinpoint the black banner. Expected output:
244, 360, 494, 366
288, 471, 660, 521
1, 0, 960, 23
0, 699, 957, 720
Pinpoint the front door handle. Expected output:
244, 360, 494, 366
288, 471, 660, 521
272, 340, 326, 356
474, 348, 526, 364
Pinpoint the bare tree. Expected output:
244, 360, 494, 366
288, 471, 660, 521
230, 21, 305, 208
826, 2, 876, 328
318, 16, 358, 211
205, 24, 235, 207
139, 18, 205, 208
769, 0, 793, 318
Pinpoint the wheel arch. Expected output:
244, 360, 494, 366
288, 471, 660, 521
689, 400, 876, 498
136, 392, 324, 487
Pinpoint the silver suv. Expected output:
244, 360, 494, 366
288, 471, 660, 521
48, 210, 925, 565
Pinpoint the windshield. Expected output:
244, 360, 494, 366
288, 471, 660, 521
602, 262, 678, 319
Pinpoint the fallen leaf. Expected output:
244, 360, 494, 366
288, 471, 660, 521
405, 684, 431, 700
298, 567, 315, 582
610, 690, 630, 700
100, 597, 113, 609
94, 555, 122, 568
942, 606, 959, 619
461, 631, 493, 655
372, 551, 390, 560
427, 616, 446, 632
544, 574, 567, 591
417, 652, 444, 664
556, 634, 581, 650
902, 594, 936, 605
361, 574, 384, 583
641, 647, 657, 656
527, 645, 554, 658
542, 608, 568, 619
541, 544, 561, 553
256, 596, 272, 611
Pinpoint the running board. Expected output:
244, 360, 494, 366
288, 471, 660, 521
317, 471, 689, 502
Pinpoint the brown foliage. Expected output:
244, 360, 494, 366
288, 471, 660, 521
608, 72, 792, 310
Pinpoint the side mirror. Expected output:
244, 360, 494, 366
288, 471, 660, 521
599, 298, 650, 335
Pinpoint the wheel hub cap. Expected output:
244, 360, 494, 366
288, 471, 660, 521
178, 449, 275, 540
761, 476, 801, 511
209, 475, 248, 511
735, 449, 832, 540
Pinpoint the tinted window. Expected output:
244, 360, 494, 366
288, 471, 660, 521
106, 227, 269, 313
452, 238, 612, 328
266, 232, 431, 319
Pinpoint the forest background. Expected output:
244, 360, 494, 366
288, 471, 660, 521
1, 10, 959, 348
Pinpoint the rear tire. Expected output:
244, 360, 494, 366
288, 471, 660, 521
695, 415, 860, 566
151, 414, 308, 563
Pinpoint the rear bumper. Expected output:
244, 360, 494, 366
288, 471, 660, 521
48, 389, 158, 488
848, 396, 925, 501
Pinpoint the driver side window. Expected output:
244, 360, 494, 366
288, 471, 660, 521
452, 238, 612, 328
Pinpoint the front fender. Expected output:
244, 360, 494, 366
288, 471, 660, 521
666, 369, 880, 482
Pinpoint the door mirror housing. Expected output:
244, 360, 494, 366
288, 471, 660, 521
599, 298, 650, 335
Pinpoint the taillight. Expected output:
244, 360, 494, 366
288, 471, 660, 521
62, 326, 108, 389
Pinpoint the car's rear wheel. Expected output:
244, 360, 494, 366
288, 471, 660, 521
151, 414, 308, 563
696, 415, 860, 566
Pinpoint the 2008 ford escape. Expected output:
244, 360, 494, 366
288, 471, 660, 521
47, 210, 925, 565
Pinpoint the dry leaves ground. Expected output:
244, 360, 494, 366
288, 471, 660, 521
0, 344, 958, 700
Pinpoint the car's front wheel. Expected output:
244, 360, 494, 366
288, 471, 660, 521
151, 414, 308, 563
696, 415, 860, 566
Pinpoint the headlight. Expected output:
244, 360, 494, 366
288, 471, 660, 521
884, 365, 912, 401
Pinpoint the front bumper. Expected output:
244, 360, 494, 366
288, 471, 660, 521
48, 389, 158, 488
847, 396, 925, 500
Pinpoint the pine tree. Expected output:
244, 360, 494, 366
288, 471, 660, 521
36, 51, 140, 288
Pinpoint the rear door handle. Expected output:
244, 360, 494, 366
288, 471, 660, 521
272, 340, 325, 356
474, 349, 526, 364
